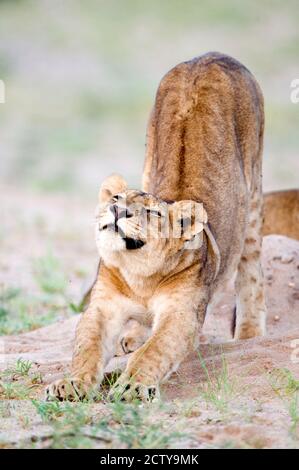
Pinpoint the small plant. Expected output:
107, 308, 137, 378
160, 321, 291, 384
10, 358, 32, 377
197, 349, 242, 413
2, 359, 33, 380
268, 368, 299, 438
0, 381, 32, 400
15, 358, 32, 376
30, 372, 43, 385
68, 300, 85, 313
268, 368, 299, 397
0, 359, 43, 400
32, 400, 64, 422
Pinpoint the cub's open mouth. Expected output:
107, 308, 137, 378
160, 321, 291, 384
123, 237, 145, 250
100, 224, 145, 250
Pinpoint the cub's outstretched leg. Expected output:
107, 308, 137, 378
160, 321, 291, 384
45, 281, 135, 401
109, 287, 208, 403
234, 187, 266, 340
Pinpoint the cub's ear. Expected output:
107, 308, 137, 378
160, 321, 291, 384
98, 174, 127, 203
173, 200, 220, 280
172, 200, 208, 241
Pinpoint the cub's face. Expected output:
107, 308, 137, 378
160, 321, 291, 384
95, 174, 207, 272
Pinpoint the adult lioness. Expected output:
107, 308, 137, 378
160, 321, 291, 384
46, 52, 266, 402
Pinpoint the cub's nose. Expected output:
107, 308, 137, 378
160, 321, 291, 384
109, 205, 133, 221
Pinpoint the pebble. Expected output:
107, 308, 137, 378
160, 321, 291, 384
273, 255, 294, 264
281, 255, 294, 264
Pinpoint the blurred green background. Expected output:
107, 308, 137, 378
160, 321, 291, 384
0, 0, 298, 198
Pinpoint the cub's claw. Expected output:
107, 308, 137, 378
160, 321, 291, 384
45, 378, 88, 402
108, 375, 160, 403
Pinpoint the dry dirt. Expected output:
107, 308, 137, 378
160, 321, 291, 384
0, 188, 299, 448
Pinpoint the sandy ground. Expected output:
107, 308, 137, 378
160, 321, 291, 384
0, 188, 299, 448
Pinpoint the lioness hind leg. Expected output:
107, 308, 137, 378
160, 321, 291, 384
234, 192, 266, 340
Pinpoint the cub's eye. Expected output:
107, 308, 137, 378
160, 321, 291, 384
146, 209, 162, 217
112, 195, 120, 202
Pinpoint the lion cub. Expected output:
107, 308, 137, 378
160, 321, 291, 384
46, 52, 266, 402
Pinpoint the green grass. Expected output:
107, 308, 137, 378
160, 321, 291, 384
31, 400, 65, 422
0, 250, 84, 335
28, 370, 184, 448
0, 290, 46, 334
4, 358, 33, 377
68, 301, 84, 314
268, 368, 299, 397
111, 401, 184, 448
268, 368, 299, 438
33, 251, 68, 295
0, 359, 43, 400
30, 398, 185, 449
38, 403, 94, 449
197, 349, 243, 413
0, 286, 61, 335
0, 381, 32, 400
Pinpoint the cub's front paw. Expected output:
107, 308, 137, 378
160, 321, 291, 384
108, 375, 160, 403
45, 378, 89, 402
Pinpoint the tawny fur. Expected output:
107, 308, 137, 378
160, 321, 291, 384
46, 52, 268, 403
116, 190, 299, 360
263, 189, 299, 240
81, 189, 299, 310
